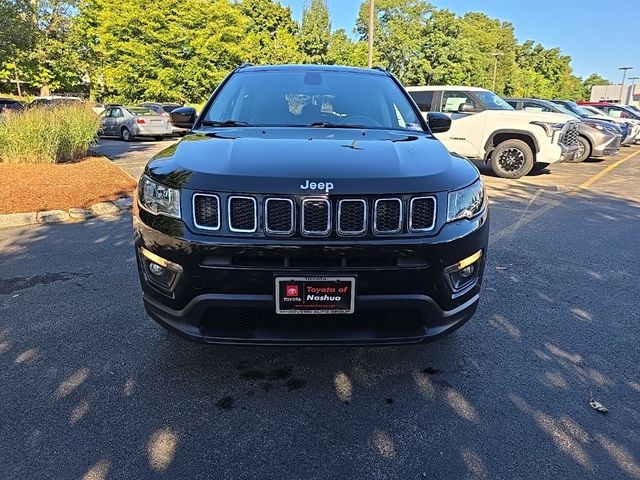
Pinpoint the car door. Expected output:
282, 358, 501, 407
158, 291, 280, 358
100, 108, 114, 136
435, 90, 487, 158
112, 108, 125, 133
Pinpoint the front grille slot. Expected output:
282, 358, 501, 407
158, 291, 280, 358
560, 123, 579, 147
409, 197, 436, 232
193, 194, 220, 230
301, 198, 330, 236
374, 198, 402, 234
228, 196, 257, 232
265, 198, 294, 234
338, 199, 367, 235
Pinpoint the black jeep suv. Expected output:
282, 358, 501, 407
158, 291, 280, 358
133, 64, 489, 345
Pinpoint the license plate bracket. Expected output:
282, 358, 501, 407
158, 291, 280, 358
275, 276, 355, 315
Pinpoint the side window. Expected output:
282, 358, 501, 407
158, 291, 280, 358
441, 91, 475, 113
103, 108, 113, 118
505, 100, 519, 109
605, 107, 622, 118
409, 91, 434, 112
112, 108, 123, 118
523, 101, 549, 112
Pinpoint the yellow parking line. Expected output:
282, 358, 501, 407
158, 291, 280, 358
579, 150, 639, 189
490, 149, 639, 244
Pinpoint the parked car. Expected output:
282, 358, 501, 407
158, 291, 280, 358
28, 95, 83, 107
139, 102, 187, 134
0, 97, 24, 117
134, 64, 489, 345
406, 86, 580, 178
557, 100, 640, 144
99, 106, 172, 141
577, 102, 640, 120
505, 98, 621, 162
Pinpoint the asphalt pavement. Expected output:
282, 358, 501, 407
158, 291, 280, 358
1, 146, 639, 479
93, 138, 176, 180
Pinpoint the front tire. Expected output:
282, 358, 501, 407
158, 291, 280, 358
571, 136, 591, 163
121, 127, 133, 142
489, 139, 534, 179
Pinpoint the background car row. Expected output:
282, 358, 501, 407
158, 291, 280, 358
406, 86, 640, 178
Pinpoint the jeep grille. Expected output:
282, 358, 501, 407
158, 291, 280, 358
373, 198, 402, 234
193, 194, 220, 230
228, 196, 257, 232
301, 198, 331, 236
409, 197, 436, 232
265, 198, 294, 234
337, 199, 367, 235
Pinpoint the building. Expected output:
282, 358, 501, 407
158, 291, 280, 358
590, 83, 640, 105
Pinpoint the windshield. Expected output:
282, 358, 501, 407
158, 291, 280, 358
474, 91, 513, 110
204, 70, 423, 131
553, 103, 579, 118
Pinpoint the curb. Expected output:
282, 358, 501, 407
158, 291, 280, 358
0, 196, 134, 229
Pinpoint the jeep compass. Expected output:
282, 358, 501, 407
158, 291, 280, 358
133, 64, 489, 345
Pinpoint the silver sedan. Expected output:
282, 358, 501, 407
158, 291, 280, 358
99, 106, 172, 141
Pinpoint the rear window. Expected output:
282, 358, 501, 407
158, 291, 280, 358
0, 101, 22, 112
127, 107, 154, 116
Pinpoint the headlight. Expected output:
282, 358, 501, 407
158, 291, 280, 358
139, 176, 181, 218
447, 179, 485, 222
584, 121, 605, 131
530, 121, 565, 137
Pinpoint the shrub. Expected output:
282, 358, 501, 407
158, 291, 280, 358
0, 103, 101, 164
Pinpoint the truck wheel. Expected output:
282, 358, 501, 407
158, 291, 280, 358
572, 136, 591, 163
121, 127, 133, 142
490, 139, 534, 179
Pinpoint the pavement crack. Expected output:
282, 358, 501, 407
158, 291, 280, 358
0, 272, 88, 295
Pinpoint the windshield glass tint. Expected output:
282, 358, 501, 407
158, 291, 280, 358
204, 70, 423, 131
474, 91, 513, 110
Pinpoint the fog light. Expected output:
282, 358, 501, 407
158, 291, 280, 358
140, 247, 183, 293
459, 264, 475, 278
445, 250, 483, 297
148, 262, 165, 276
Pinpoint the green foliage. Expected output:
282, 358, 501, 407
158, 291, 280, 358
1, 0, 607, 103
0, 103, 100, 163
299, 0, 331, 63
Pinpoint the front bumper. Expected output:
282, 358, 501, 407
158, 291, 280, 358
590, 131, 621, 157
133, 209, 490, 346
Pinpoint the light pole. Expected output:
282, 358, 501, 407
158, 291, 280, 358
491, 52, 503, 91
627, 76, 639, 104
367, 0, 375, 68
618, 66, 633, 103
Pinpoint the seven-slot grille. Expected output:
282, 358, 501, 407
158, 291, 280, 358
265, 198, 294, 234
228, 196, 257, 232
302, 198, 331, 235
193, 194, 220, 230
409, 197, 436, 232
192, 194, 438, 236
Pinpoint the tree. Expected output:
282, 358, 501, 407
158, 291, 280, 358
299, 0, 331, 63
326, 29, 367, 66
356, 0, 432, 81
239, 0, 304, 64
77, 0, 249, 102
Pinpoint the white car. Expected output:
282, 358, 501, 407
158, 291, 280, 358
406, 86, 580, 178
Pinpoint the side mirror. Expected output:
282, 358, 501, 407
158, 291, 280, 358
457, 102, 477, 113
170, 107, 197, 129
427, 112, 451, 134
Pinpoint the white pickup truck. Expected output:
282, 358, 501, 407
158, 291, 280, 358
406, 86, 580, 178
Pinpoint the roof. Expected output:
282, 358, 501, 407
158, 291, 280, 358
0, 97, 22, 102
405, 85, 491, 92
238, 64, 388, 76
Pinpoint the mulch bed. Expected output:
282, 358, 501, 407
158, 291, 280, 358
0, 157, 137, 215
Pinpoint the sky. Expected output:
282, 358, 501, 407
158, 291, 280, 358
279, 0, 638, 83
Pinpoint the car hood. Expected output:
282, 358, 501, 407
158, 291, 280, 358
145, 127, 479, 194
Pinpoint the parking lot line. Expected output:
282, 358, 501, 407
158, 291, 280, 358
579, 150, 639, 190
490, 148, 640, 245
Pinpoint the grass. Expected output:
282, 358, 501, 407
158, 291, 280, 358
0, 103, 100, 164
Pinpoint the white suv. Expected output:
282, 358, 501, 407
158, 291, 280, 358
407, 86, 580, 178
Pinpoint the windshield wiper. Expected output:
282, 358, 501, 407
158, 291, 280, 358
201, 120, 252, 127
307, 121, 367, 129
